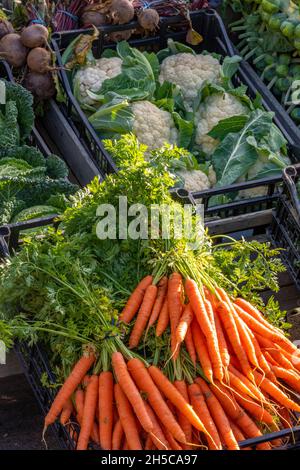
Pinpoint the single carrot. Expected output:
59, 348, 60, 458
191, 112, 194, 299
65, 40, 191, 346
253, 370, 300, 412
98, 371, 114, 450
174, 380, 193, 450
176, 303, 194, 345
234, 304, 297, 355
245, 326, 273, 377
233, 313, 259, 369
278, 406, 292, 429
148, 276, 168, 327
145, 435, 154, 450
112, 419, 124, 450
192, 320, 213, 383
60, 398, 73, 425
185, 327, 197, 366
188, 383, 222, 450
213, 309, 230, 368
229, 420, 250, 450
228, 365, 266, 403
185, 279, 223, 382
77, 375, 99, 450
217, 301, 254, 382
120, 275, 153, 323
114, 383, 142, 450
197, 378, 239, 450
129, 284, 158, 348
155, 298, 169, 337
234, 298, 283, 335
255, 334, 294, 369
144, 402, 169, 450
168, 272, 183, 359
271, 365, 300, 393
112, 352, 153, 433
44, 352, 95, 430
232, 391, 275, 425
161, 421, 183, 450
75, 389, 84, 420
148, 365, 209, 435
209, 381, 271, 450
127, 358, 186, 443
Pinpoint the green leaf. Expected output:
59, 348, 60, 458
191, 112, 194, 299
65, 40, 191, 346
208, 115, 249, 140
88, 97, 134, 135
221, 55, 242, 85
101, 48, 119, 59
212, 110, 275, 187
172, 112, 195, 149
156, 39, 196, 63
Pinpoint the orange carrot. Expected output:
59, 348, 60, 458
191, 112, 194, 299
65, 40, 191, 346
234, 304, 297, 355
98, 371, 114, 450
245, 326, 273, 377
129, 284, 158, 348
168, 272, 183, 359
234, 298, 283, 335
197, 377, 239, 450
112, 419, 124, 450
271, 366, 300, 393
60, 398, 73, 425
217, 301, 254, 382
205, 299, 224, 381
232, 391, 275, 425
185, 279, 223, 382
112, 352, 153, 433
188, 383, 222, 450
145, 435, 154, 450
192, 320, 213, 383
233, 313, 259, 369
255, 334, 294, 369
229, 420, 249, 450
148, 276, 168, 327
127, 358, 186, 443
44, 352, 95, 430
209, 381, 271, 450
155, 298, 169, 337
253, 370, 300, 412
228, 365, 266, 402
114, 383, 142, 450
120, 275, 153, 323
185, 327, 197, 366
213, 309, 230, 368
77, 375, 99, 450
144, 402, 169, 450
174, 380, 193, 449
148, 365, 209, 435
161, 421, 183, 450
176, 303, 194, 345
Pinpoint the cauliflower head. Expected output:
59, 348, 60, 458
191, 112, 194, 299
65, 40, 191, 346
159, 53, 221, 110
74, 57, 122, 105
195, 92, 248, 155
132, 101, 178, 150
176, 168, 211, 193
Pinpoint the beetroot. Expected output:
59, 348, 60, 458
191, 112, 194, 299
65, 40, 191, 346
27, 47, 52, 74
138, 9, 159, 32
0, 33, 27, 68
21, 24, 49, 48
0, 19, 14, 40
23, 72, 55, 100
108, 0, 134, 25
81, 11, 107, 27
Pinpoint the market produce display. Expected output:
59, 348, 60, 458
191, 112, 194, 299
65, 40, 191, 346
0, 79, 78, 224
2, 0, 209, 33
1, 134, 299, 451
60, 33, 291, 198
226, 0, 300, 126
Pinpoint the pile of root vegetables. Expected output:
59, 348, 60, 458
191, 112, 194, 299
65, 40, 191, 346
44, 272, 300, 451
0, 20, 55, 99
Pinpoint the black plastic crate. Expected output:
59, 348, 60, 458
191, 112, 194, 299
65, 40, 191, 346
271, 165, 300, 290
51, 9, 300, 212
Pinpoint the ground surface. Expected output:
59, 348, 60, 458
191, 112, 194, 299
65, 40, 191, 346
0, 373, 59, 450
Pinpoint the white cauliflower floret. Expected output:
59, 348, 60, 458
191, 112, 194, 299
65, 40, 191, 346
176, 169, 210, 193
159, 53, 221, 109
74, 57, 122, 105
195, 92, 248, 155
132, 101, 178, 150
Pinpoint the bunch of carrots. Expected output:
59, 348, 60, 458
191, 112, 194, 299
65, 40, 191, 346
43, 271, 300, 451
